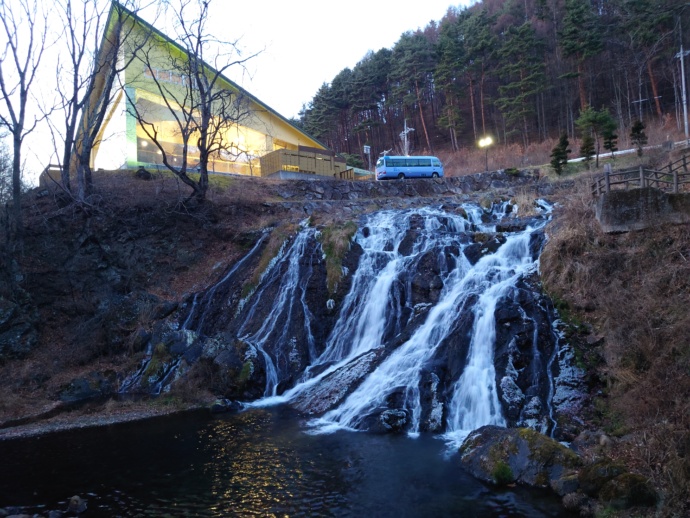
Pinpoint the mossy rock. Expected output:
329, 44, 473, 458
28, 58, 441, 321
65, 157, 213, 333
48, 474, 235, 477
599, 473, 657, 509
492, 460, 515, 485
459, 426, 582, 495
578, 460, 627, 497
518, 428, 581, 469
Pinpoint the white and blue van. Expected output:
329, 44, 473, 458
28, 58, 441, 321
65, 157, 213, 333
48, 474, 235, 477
375, 155, 444, 180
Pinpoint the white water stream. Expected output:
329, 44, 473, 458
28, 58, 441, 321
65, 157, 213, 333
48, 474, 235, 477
248, 203, 551, 446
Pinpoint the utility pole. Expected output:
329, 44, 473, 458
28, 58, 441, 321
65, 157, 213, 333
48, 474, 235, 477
677, 15, 690, 145
400, 119, 415, 156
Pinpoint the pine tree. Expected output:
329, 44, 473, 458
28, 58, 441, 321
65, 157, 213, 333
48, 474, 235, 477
576, 106, 617, 168
580, 133, 595, 168
495, 23, 545, 149
630, 120, 648, 158
559, 0, 603, 109
550, 134, 571, 175
603, 128, 618, 159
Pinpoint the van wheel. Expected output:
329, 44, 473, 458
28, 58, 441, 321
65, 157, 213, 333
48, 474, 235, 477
432, 172, 439, 178
397, 173, 405, 180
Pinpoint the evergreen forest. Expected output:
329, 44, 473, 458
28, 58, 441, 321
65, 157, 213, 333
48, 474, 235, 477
296, 0, 690, 169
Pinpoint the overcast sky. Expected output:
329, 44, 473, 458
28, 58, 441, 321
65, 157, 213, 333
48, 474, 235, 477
206, 0, 470, 119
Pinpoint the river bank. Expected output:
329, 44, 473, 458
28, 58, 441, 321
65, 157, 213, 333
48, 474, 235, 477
0, 397, 209, 441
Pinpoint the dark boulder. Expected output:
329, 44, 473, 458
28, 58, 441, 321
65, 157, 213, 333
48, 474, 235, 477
463, 233, 506, 265
67, 494, 87, 514
58, 371, 117, 403
598, 472, 657, 509
459, 425, 581, 494
577, 460, 628, 497
379, 409, 408, 432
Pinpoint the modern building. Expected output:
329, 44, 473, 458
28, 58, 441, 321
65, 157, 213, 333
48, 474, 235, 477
87, 1, 350, 179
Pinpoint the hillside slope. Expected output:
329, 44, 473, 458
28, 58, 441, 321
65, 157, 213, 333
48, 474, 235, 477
541, 179, 690, 515
0, 170, 544, 426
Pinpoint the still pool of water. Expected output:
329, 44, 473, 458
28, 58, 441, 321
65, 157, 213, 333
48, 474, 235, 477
0, 407, 571, 517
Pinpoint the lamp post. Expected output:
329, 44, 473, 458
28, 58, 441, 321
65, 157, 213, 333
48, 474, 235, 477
478, 136, 493, 172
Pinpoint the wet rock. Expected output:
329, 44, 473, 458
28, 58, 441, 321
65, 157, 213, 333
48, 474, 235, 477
496, 218, 530, 233
67, 495, 87, 514
459, 425, 581, 494
551, 342, 588, 441
419, 371, 445, 432
379, 409, 408, 433
397, 230, 419, 256
289, 350, 382, 415
518, 396, 544, 429
463, 233, 506, 265
499, 375, 525, 420
209, 398, 242, 414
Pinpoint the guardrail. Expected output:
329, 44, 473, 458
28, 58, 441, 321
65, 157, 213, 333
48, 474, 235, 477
591, 155, 690, 196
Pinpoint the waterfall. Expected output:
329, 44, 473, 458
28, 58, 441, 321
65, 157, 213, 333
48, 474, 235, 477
442, 231, 536, 447
119, 231, 271, 395
183, 231, 270, 334
237, 223, 321, 397
127, 198, 560, 443
246, 204, 553, 445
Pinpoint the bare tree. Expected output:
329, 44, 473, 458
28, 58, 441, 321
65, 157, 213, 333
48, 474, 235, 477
67, 0, 155, 201
125, 0, 257, 203
0, 0, 48, 240
0, 137, 12, 204
48, 0, 111, 194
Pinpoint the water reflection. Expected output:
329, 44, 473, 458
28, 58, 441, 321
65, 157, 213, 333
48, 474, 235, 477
0, 408, 571, 517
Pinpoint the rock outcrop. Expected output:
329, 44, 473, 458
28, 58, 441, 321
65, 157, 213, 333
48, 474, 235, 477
459, 425, 658, 513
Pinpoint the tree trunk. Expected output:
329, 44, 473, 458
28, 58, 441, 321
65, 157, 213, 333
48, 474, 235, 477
11, 133, 22, 242
468, 76, 477, 141
647, 60, 662, 118
414, 78, 432, 153
577, 59, 587, 110
480, 64, 487, 135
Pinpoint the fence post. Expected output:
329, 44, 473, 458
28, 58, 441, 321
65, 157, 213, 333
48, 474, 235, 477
674, 167, 679, 193
604, 163, 611, 193
640, 165, 645, 188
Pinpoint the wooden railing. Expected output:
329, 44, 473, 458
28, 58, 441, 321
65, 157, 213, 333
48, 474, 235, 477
592, 155, 690, 196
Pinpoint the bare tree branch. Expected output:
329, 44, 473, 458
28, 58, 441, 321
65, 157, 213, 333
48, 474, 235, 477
0, 0, 49, 242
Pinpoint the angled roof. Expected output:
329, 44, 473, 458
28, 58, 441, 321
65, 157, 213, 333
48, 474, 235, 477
103, 0, 326, 150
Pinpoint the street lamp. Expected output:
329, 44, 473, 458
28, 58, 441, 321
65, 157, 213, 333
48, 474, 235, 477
478, 136, 493, 172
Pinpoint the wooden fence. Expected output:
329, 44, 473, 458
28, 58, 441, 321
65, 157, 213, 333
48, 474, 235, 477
592, 155, 690, 196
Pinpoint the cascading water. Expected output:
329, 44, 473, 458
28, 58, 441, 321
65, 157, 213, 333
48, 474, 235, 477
127, 199, 566, 445
119, 231, 271, 394
237, 222, 321, 396
251, 203, 556, 445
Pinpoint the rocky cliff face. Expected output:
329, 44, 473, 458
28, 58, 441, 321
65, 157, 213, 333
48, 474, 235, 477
1, 170, 583, 436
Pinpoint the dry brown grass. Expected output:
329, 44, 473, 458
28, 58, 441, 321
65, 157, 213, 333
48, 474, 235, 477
540, 179, 690, 515
436, 115, 690, 180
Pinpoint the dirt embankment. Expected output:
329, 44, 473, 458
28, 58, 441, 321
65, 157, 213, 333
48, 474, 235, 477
540, 182, 690, 516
